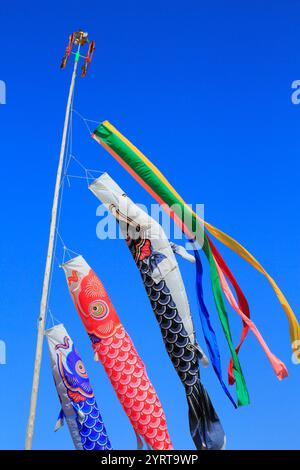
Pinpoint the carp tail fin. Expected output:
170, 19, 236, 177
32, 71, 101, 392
187, 380, 226, 450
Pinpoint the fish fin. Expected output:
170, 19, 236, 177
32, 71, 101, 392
170, 242, 195, 263
94, 351, 99, 362
221, 435, 227, 450
195, 343, 209, 368
72, 402, 85, 424
77, 409, 85, 424
135, 431, 143, 450
54, 409, 64, 432
187, 380, 226, 450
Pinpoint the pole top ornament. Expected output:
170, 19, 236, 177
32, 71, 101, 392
60, 30, 95, 78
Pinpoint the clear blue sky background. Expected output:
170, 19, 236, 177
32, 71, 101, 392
0, 0, 299, 450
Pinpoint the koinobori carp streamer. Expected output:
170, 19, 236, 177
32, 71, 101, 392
46, 323, 112, 450
62, 255, 173, 450
92, 121, 293, 391
89, 172, 227, 450
91, 122, 248, 405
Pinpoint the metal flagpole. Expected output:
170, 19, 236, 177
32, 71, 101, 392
25, 30, 93, 450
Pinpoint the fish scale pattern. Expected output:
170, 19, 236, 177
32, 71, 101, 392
77, 397, 112, 450
63, 257, 173, 450
134, 252, 226, 450
93, 325, 172, 450
140, 259, 201, 397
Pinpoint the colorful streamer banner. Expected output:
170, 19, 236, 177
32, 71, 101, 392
92, 120, 297, 375
92, 121, 299, 364
92, 122, 250, 405
192, 245, 237, 406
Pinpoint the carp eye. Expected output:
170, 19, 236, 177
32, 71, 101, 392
75, 360, 88, 378
89, 300, 109, 320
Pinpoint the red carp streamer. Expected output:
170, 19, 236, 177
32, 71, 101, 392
62, 255, 173, 450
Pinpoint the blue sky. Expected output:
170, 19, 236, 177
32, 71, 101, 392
0, 0, 299, 450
